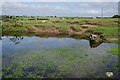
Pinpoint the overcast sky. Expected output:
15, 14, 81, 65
2, 0, 120, 2
2, 2, 118, 17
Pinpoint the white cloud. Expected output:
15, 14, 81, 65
3, 2, 70, 11
88, 10, 99, 14
2, 2, 118, 17
92, 0, 119, 2
2, 2, 69, 16
2, 0, 120, 2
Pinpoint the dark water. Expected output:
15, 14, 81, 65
1, 36, 119, 78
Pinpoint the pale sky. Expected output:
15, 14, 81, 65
1, 0, 119, 17
2, 2, 118, 17
1, 0, 120, 2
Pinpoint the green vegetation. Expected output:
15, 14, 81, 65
2, 15, 119, 78
0, 21, 2, 35
2, 47, 87, 78
111, 47, 119, 56
112, 15, 120, 18
2, 16, 119, 43
3, 44, 119, 78
90, 26, 118, 37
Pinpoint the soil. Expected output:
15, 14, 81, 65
29, 24, 98, 37
29, 26, 89, 39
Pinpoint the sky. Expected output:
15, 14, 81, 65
2, 2, 119, 17
1, 0, 120, 2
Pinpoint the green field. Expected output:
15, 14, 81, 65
2, 16, 118, 43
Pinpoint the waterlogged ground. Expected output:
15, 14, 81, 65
2, 36, 119, 78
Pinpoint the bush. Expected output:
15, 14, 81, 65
112, 15, 120, 18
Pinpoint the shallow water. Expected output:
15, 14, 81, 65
2, 36, 117, 54
1, 36, 119, 78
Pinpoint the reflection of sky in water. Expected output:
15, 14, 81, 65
2, 36, 119, 78
2, 36, 118, 54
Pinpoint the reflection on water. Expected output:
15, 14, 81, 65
89, 40, 102, 48
2, 36, 117, 55
2, 36, 119, 78
0, 36, 2, 40
3, 36, 102, 48
10, 36, 23, 45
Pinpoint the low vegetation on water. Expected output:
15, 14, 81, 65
111, 47, 119, 56
3, 45, 118, 78
2, 47, 86, 78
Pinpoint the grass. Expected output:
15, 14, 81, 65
111, 47, 119, 56
2, 16, 119, 43
89, 26, 118, 37
2, 16, 119, 78
59, 26, 70, 32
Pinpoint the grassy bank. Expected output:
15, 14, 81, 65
2, 16, 119, 43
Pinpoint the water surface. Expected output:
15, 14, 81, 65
2, 36, 119, 78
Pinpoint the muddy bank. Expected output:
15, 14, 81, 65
27, 26, 108, 42
2, 25, 118, 43
2, 30, 88, 40
26, 26, 91, 39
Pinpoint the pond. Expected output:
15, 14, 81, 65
1, 36, 119, 78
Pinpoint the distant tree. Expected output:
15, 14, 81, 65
112, 15, 120, 18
